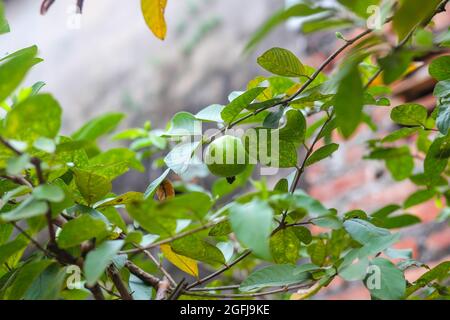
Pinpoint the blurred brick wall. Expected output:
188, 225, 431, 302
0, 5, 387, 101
301, 12, 450, 299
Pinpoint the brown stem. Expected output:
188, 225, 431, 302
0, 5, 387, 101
107, 265, 133, 300
85, 283, 105, 300
125, 260, 161, 289
186, 250, 252, 290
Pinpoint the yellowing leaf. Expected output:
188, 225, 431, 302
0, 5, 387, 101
160, 244, 198, 277
141, 0, 167, 40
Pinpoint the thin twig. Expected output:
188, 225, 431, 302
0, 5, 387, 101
188, 284, 240, 292
167, 278, 187, 300
125, 260, 161, 289
11, 222, 54, 257
186, 250, 252, 290
183, 282, 313, 299
121, 218, 226, 254
140, 248, 177, 287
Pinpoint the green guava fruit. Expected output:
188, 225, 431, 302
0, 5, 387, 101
205, 135, 248, 177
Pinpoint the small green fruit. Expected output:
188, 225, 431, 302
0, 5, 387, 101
205, 135, 248, 177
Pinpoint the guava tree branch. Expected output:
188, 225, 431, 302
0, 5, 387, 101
185, 249, 252, 290
183, 282, 314, 298
107, 265, 134, 300
120, 217, 226, 254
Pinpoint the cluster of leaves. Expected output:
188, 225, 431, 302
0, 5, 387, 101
0, 0, 449, 300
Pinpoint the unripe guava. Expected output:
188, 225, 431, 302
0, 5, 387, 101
205, 135, 248, 177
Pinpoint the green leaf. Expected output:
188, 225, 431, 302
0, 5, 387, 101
274, 178, 289, 193
221, 87, 266, 124
0, 1, 10, 34
305, 143, 339, 167
0, 239, 28, 266
6, 154, 30, 176
24, 264, 66, 300
278, 109, 307, 143
144, 168, 171, 199
429, 55, 450, 81
257, 47, 305, 77
302, 18, 352, 34
392, 0, 441, 42
72, 168, 112, 205
0, 46, 41, 103
335, 63, 364, 138
405, 261, 450, 297
270, 229, 300, 264
126, 201, 176, 237
129, 274, 153, 300
164, 141, 200, 176
307, 240, 327, 266
171, 235, 225, 265
165, 112, 201, 136
339, 257, 369, 281
152, 192, 212, 220
32, 184, 65, 203
229, 199, 273, 260
101, 207, 126, 233
3, 94, 62, 143
33, 137, 56, 153
244, 110, 306, 168
269, 191, 329, 217
7, 260, 54, 300
404, 189, 436, 209
84, 240, 124, 286
369, 147, 415, 181
239, 264, 311, 292
436, 103, 450, 135
343, 219, 390, 245
378, 51, 413, 84
95, 192, 143, 208
292, 226, 312, 245
263, 107, 286, 129
87, 148, 144, 179
313, 215, 343, 230
434, 79, 450, 98
245, 4, 327, 51
195, 104, 224, 123
212, 165, 254, 198
338, 0, 380, 18
390, 103, 428, 127
57, 215, 108, 249
386, 153, 414, 181
208, 220, 232, 237
72, 113, 125, 141
365, 257, 406, 300
424, 135, 450, 183
380, 214, 421, 229
381, 127, 420, 143
0, 198, 48, 222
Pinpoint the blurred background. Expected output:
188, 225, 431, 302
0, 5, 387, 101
1, 0, 448, 299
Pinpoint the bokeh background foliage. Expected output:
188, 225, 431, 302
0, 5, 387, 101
0, 0, 449, 300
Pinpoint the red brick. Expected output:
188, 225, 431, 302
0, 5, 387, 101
309, 167, 372, 203
349, 181, 416, 211
409, 201, 441, 223
425, 228, 450, 252
393, 237, 420, 259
